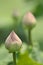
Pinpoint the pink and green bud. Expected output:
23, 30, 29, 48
23, 12, 36, 29
5, 31, 22, 52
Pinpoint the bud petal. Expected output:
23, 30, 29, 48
5, 31, 22, 52
23, 12, 36, 29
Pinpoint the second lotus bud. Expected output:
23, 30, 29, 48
23, 12, 36, 29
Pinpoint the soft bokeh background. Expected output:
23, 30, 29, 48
0, 0, 43, 65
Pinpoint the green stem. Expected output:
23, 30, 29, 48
13, 52, 16, 65
28, 28, 32, 45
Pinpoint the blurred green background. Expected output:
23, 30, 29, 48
0, 0, 43, 65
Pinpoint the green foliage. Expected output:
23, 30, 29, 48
0, 44, 43, 65
0, 45, 12, 65
17, 52, 42, 65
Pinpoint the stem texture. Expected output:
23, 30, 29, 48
28, 28, 32, 45
13, 52, 16, 65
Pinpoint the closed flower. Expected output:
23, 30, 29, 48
23, 12, 36, 29
5, 31, 22, 52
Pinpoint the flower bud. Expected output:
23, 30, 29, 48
23, 12, 36, 29
5, 31, 22, 52
12, 9, 20, 20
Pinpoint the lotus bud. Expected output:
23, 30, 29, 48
12, 9, 20, 20
5, 31, 22, 53
23, 12, 36, 29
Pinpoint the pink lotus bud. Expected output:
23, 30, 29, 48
23, 12, 36, 29
5, 31, 22, 52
